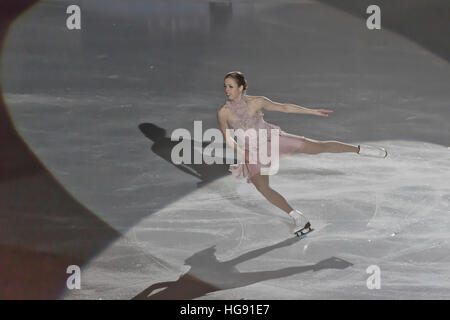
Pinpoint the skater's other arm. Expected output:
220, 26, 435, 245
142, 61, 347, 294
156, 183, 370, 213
259, 96, 332, 117
217, 106, 247, 157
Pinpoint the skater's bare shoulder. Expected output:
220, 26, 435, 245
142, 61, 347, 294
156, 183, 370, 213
249, 95, 286, 112
259, 96, 285, 112
246, 95, 264, 104
246, 95, 266, 112
217, 103, 230, 117
217, 103, 230, 124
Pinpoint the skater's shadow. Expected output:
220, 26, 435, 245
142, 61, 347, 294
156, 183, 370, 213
133, 237, 353, 300
139, 123, 231, 187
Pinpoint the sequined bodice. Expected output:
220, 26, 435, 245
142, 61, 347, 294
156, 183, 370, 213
225, 95, 282, 151
226, 95, 279, 131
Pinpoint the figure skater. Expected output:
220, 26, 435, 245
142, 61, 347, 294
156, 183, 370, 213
216, 71, 387, 236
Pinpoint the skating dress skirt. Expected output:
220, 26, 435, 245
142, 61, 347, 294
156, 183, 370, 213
225, 95, 307, 183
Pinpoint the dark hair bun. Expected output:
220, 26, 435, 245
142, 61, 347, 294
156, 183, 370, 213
224, 71, 248, 90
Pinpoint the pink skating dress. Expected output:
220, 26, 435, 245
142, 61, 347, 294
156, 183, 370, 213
225, 95, 307, 183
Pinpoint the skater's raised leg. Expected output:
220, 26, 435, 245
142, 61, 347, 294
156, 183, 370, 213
298, 138, 387, 158
300, 138, 359, 155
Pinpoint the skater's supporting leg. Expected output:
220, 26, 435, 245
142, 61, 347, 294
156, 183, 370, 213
300, 138, 359, 155
250, 174, 293, 214
250, 173, 312, 235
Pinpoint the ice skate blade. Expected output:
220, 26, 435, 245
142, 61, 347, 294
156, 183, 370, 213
293, 222, 310, 233
294, 227, 314, 237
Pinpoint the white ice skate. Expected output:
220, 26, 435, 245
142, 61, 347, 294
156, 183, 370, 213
289, 209, 313, 237
357, 144, 388, 158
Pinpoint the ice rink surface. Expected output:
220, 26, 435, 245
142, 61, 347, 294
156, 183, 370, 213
1, 0, 449, 299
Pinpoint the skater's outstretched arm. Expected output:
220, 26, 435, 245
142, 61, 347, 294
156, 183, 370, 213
259, 96, 332, 117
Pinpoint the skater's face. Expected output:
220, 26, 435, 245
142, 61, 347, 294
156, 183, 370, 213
224, 77, 243, 101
